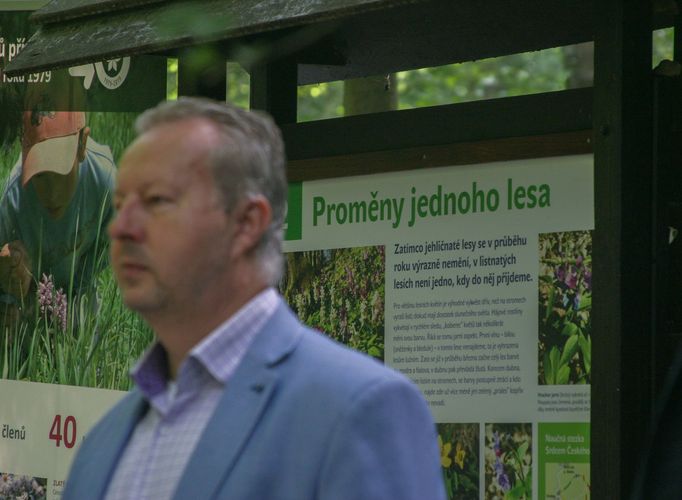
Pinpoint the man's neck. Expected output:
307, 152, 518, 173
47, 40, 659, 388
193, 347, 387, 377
148, 283, 269, 379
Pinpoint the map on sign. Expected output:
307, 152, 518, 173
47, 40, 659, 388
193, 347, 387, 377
545, 463, 590, 500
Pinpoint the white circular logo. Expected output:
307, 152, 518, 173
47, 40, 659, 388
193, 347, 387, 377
95, 57, 131, 90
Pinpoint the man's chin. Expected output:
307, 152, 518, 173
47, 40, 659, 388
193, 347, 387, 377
120, 288, 164, 315
121, 294, 153, 312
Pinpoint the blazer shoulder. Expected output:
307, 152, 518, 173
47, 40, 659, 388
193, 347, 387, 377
284, 321, 422, 410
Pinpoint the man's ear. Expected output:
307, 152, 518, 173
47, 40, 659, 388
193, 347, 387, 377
230, 195, 272, 259
77, 127, 90, 162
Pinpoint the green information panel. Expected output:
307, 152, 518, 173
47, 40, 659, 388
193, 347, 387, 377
539, 422, 590, 499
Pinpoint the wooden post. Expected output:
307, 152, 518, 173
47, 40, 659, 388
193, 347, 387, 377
592, 0, 654, 497
249, 58, 298, 125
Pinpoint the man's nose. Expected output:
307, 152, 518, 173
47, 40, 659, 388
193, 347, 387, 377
108, 198, 144, 242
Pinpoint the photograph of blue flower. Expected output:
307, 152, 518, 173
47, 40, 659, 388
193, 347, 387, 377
484, 423, 532, 500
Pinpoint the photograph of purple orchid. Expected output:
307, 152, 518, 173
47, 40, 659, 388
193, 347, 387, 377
538, 231, 592, 385
38, 273, 68, 332
279, 246, 385, 360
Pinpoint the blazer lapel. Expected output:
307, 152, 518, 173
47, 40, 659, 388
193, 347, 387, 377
72, 391, 147, 499
172, 303, 303, 500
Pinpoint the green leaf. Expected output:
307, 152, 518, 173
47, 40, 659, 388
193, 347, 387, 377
16, 357, 27, 380
57, 343, 67, 385
561, 322, 579, 336
578, 292, 592, 310
545, 286, 555, 321
557, 364, 570, 385
579, 333, 591, 374
505, 482, 526, 499
459, 474, 475, 492
525, 469, 533, 495
516, 441, 529, 462
543, 350, 554, 384
2, 331, 8, 379
549, 346, 561, 373
560, 334, 580, 367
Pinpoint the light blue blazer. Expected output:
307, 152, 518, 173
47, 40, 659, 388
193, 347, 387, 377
63, 302, 446, 500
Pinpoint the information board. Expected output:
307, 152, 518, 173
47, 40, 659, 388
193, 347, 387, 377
283, 154, 593, 500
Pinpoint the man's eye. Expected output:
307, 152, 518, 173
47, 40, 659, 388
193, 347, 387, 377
146, 195, 171, 206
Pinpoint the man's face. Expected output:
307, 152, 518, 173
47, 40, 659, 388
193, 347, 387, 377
109, 118, 235, 317
31, 162, 78, 219
27, 124, 89, 220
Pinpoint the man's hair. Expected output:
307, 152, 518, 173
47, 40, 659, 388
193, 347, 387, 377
135, 97, 287, 284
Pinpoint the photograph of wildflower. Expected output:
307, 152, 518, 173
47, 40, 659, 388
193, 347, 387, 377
484, 423, 532, 500
437, 423, 479, 500
279, 246, 385, 360
0, 472, 47, 500
538, 231, 592, 385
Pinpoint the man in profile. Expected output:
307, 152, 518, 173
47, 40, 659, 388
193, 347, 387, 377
0, 109, 115, 324
63, 97, 445, 500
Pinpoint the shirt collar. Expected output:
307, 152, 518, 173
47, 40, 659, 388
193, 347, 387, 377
189, 287, 279, 383
132, 288, 280, 401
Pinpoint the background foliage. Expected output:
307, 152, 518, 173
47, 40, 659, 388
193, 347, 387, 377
164, 29, 675, 121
